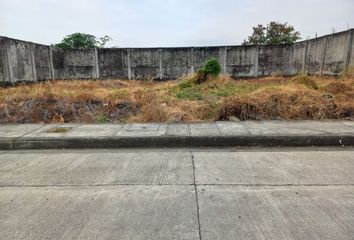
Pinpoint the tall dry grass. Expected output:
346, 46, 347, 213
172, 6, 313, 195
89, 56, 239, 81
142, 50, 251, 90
0, 73, 353, 123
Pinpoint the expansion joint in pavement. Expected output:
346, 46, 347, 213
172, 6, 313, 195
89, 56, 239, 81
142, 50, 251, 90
190, 150, 203, 240
1, 184, 354, 188
0, 183, 194, 188
196, 184, 354, 187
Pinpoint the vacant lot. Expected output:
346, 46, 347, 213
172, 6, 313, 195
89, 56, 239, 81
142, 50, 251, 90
0, 72, 353, 123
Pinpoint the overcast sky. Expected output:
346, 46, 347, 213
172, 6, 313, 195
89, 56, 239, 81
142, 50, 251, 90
0, 0, 353, 47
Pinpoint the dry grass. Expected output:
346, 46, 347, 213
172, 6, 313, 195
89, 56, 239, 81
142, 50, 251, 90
0, 72, 353, 123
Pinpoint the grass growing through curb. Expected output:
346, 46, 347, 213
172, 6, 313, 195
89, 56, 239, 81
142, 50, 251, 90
47, 127, 72, 133
0, 71, 353, 123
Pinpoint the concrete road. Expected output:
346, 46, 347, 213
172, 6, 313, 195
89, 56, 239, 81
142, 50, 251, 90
0, 148, 354, 240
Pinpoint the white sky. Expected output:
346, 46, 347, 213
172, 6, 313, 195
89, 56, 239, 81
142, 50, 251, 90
0, 0, 353, 47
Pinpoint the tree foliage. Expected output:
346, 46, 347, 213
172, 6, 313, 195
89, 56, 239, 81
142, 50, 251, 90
55, 33, 112, 49
243, 22, 301, 45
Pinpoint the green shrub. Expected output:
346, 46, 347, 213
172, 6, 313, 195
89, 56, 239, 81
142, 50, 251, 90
204, 58, 221, 76
194, 58, 222, 84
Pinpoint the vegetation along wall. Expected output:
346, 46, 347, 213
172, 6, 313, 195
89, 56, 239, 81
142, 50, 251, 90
0, 29, 353, 84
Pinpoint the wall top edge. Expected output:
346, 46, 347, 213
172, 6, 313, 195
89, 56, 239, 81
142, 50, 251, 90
0, 36, 49, 47
1, 28, 353, 50
296, 28, 354, 44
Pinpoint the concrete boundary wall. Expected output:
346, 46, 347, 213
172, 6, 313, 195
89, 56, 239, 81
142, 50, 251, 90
0, 29, 354, 84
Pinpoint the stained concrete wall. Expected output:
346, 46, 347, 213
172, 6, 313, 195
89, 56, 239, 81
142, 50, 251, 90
129, 49, 160, 80
288, 41, 307, 75
161, 48, 192, 79
6, 38, 35, 82
0, 37, 53, 84
0, 29, 353, 84
98, 48, 128, 79
0, 37, 7, 83
226, 46, 258, 77
52, 48, 98, 79
34, 45, 52, 81
322, 31, 349, 75
258, 45, 293, 76
304, 36, 326, 75
350, 29, 354, 66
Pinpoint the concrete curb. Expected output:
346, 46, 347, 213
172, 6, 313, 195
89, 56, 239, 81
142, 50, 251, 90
1, 135, 353, 150
1, 122, 354, 150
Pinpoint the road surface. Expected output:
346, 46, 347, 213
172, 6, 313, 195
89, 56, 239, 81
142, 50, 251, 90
1, 147, 354, 240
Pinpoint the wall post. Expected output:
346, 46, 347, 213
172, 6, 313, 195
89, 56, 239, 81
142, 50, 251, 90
222, 47, 228, 75
320, 37, 328, 76
5, 41, 14, 83
94, 48, 100, 79
254, 46, 259, 77
302, 40, 309, 74
190, 48, 195, 75
49, 46, 55, 79
127, 49, 132, 80
159, 49, 163, 79
345, 29, 354, 69
30, 44, 37, 82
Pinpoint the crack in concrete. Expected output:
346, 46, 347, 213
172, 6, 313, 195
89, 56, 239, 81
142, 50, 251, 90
1, 183, 353, 188
0, 183, 194, 188
190, 150, 203, 240
196, 183, 354, 187
16, 125, 47, 138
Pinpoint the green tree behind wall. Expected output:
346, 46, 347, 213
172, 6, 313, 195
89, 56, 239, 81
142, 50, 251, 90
243, 22, 301, 45
55, 33, 112, 49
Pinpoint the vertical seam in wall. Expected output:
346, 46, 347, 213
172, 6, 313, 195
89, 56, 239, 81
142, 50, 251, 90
345, 29, 354, 68
254, 46, 259, 77
302, 40, 309, 74
287, 45, 292, 75
0, 39, 3, 83
320, 37, 328, 76
30, 44, 37, 81
127, 49, 132, 80
49, 46, 55, 80
94, 48, 99, 79
159, 49, 163, 79
190, 48, 194, 74
223, 47, 227, 75
6, 41, 14, 84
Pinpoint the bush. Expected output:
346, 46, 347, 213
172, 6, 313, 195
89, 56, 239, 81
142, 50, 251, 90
194, 58, 222, 84
196, 69, 209, 84
204, 58, 222, 76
